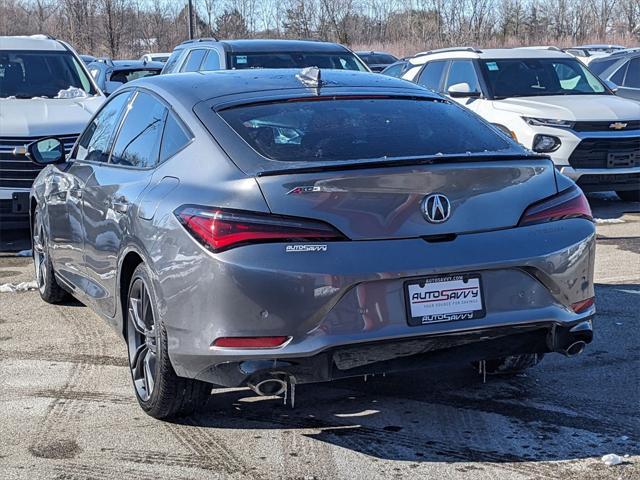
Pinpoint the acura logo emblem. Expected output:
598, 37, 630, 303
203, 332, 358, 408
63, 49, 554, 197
609, 122, 627, 130
421, 194, 451, 223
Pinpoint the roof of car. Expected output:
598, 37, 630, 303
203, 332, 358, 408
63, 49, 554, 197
89, 60, 165, 70
175, 38, 350, 53
131, 68, 432, 105
408, 47, 574, 65
0, 34, 66, 51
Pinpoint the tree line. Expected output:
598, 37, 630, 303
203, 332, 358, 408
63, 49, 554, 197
1, 0, 638, 59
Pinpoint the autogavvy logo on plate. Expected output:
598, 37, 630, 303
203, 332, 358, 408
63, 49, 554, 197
286, 244, 328, 253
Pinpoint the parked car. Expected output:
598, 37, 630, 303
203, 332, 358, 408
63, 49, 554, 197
161, 38, 369, 74
0, 34, 104, 229
402, 47, 640, 201
574, 44, 626, 54
355, 51, 398, 72
140, 53, 170, 63
563, 48, 609, 66
79, 54, 96, 65
87, 59, 163, 96
380, 60, 410, 77
29, 68, 596, 419
589, 49, 640, 103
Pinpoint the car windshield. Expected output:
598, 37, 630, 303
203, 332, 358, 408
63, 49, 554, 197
229, 52, 368, 71
218, 97, 514, 163
480, 58, 608, 98
0, 50, 96, 98
111, 68, 160, 83
359, 53, 397, 64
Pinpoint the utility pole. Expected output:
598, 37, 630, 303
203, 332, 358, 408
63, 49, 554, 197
188, 0, 194, 40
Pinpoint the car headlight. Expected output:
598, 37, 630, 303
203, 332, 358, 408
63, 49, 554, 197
523, 117, 575, 129
532, 134, 561, 153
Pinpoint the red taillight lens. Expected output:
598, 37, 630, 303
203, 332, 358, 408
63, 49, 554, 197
519, 186, 593, 226
571, 297, 595, 314
212, 336, 290, 348
175, 206, 343, 252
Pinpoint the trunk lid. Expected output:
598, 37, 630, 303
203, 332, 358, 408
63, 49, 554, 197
256, 159, 556, 239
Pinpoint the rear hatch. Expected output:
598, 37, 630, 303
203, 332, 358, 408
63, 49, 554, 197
255, 160, 556, 239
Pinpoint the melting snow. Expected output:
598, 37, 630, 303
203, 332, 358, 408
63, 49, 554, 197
601, 453, 624, 466
16, 249, 32, 257
594, 218, 625, 224
55, 86, 88, 99
0, 281, 38, 293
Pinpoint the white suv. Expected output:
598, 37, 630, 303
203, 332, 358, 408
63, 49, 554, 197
0, 35, 104, 228
402, 47, 640, 201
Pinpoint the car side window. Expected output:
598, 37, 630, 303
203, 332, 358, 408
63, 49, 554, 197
75, 92, 130, 162
180, 49, 207, 72
624, 58, 640, 88
610, 62, 628, 85
160, 112, 192, 163
199, 50, 221, 71
417, 61, 446, 91
110, 92, 167, 168
163, 49, 184, 74
445, 60, 480, 92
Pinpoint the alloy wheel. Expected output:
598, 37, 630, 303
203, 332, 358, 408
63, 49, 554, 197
127, 278, 158, 402
32, 213, 47, 293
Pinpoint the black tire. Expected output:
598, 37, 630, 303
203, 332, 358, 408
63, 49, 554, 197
126, 263, 211, 419
32, 207, 69, 304
616, 190, 640, 202
473, 353, 544, 375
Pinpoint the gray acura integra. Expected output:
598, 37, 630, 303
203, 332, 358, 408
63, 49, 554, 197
28, 68, 596, 419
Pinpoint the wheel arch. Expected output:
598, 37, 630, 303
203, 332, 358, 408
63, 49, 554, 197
119, 249, 145, 337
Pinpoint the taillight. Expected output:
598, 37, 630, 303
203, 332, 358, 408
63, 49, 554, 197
175, 206, 344, 252
212, 336, 290, 348
519, 186, 592, 226
571, 297, 595, 314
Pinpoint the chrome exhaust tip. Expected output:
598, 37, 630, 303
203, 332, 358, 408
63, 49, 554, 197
248, 376, 287, 396
563, 340, 586, 357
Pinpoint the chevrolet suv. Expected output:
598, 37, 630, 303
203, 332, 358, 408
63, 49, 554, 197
0, 35, 104, 228
402, 47, 640, 201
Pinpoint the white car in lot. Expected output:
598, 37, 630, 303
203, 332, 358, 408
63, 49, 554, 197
0, 35, 104, 228
402, 47, 640, 201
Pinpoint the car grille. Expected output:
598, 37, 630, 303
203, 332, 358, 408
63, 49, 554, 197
0, 135, 78, 189
573, 120, 640, 132
569, 137, 640, 169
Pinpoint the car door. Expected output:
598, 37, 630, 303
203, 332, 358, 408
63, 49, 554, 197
82, 90, 167, 317
49, 91, 131, 291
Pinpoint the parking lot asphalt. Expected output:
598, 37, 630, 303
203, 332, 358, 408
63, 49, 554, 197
0, 193, 638, 480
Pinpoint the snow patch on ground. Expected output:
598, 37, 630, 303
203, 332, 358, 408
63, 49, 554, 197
601, 453, 624, 466
16, 249, 32, 257
0, 281, 38, 293
594, 218, 625, 224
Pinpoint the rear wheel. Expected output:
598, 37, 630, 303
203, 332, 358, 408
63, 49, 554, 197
32, 207, 69, 304
473, 353, 544, 375
126, 264, 211, 419
616, 190, 640, 202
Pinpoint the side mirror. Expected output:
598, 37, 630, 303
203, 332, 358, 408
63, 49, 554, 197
448, 82, 481, 98
27, 137, 66, 165
104, 80, 124, 95
604, 80, 619, 92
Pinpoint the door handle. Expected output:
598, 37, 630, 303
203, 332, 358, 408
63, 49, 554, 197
111, 196, 129, 214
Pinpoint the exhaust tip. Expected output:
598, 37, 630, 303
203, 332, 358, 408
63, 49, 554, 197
250, 377, 287, 396
564, 340, 586, 357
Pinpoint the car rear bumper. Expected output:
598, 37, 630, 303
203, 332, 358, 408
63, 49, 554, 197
153, 217, 596, 386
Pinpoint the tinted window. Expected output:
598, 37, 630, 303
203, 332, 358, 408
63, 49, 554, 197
109, 68, 160, 84
445, 60, 480, 92
181, 49, 207, 72
75, 92, 130, 162
162, 49, 184, 73
0, 50, 96, 98
360, 54, 397, 64
200, 50, 221, 71
381, 62, 406, 78
110, 92, 167, 168
624, 58, 640, 88
610, 62, 627, 85
480, 58, 606, 97
218, 97, 513, 163
418, 61, 446, 90
160, 113, 191, 162
230, 52, 368, 71
589, 58, 620, 76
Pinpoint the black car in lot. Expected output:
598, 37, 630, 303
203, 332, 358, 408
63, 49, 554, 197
356, 51, 399, 72
589, 49, 640, 103
87, 60, 163, 96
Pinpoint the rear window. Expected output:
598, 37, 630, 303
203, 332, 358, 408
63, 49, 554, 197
229, 52, 368, 71
218, 97, 513, 163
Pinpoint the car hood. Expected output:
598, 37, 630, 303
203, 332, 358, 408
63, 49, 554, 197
0, 96, 105, 137
492, 95, 640, 121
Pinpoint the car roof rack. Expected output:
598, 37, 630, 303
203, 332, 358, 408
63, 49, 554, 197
178, 37, 219, 46
413, 47, 482, 57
